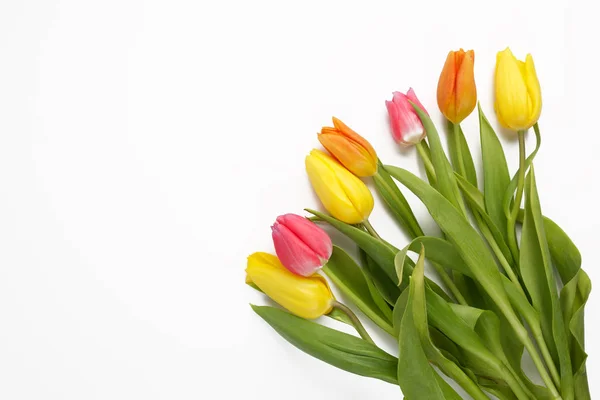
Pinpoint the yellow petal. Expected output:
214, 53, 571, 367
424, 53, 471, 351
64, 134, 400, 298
246, 253, 333, 319
495, 48, 530, 130
524, 54, 542, 126
305, 150, 372, 224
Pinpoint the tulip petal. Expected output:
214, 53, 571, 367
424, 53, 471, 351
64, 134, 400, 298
272, 222, 322, 276
306, 150, 373, 224
276, 214, 333, 262
524, 54, 542, 124
437, 51, 458, 122
495, 48, 530, 130
454, 50, 477, 123
387, 92, 426, 146
246, 253, 334, 319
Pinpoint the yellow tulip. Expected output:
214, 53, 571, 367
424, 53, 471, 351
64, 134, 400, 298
245, 252, 334, 319
305, 149, 374, 224
494, 48, 542, 131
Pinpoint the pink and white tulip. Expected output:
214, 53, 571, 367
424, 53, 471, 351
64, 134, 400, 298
385, 88, 428, 146
271, 213, 333, 277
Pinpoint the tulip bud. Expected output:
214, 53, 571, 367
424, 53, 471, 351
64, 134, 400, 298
305, 149, 374, 224
245, 252, 334, 319
437, 49, 477, 124
271, 213, 333, 277
385, 88, 428, 146
318, 117, 378, 177
495, 47, 542, 131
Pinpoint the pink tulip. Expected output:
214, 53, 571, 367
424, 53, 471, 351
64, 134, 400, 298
385, 88, 428, 146
271, 214, 333, 277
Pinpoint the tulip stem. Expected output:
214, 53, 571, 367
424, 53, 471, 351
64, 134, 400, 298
415, 142, 437, 184
507, 130, 527, 261
332, 301, 375, 345
363, 219, 381, 240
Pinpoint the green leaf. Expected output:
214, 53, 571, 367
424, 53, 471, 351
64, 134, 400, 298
327, 307, 354, 326
520, 167, 574, 400
411, 104, 465, 214
479, 105, 510, 240
542, 216, 581, 284
561, 269, 591, 398
518, 210, 591, 398
252, 305, 398, 384
384, 166, 518, 329
308, 209, 451, 303
455, 173, 514, 266
395, 236, 471, 278
374, 161, 424, 239
324, 246, 394, 335
447, 121, 478, 187
397, 249, 462, 400
360, 250, 401, 305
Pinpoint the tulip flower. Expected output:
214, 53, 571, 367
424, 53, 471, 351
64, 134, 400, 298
318, 117, 378, 177
271, 213, 333, 277
245, 252, 334, 319
385, 88, 428, 146
437, 49, 477, 124
495, 47, 542, 131
305, 149, 374, 224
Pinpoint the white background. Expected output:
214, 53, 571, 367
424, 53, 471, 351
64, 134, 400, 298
0, 0, 597, 398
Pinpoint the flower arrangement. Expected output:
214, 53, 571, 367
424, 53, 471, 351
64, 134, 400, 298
245, 47, 591, 400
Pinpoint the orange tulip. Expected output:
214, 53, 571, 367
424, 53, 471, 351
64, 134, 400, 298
437, 49, 477, 124
318, 117, 378, 177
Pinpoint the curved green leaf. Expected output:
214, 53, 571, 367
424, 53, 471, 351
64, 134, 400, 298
359, 249, 401, 305
252, 305, 398, 384
520, 168, 573, 399
397, 249, 467, 400
448, 121, 478, 187
411, 104, 465, 215
324, 246, 394, 335
374, 161, 424, 239
479, 105, 510, 240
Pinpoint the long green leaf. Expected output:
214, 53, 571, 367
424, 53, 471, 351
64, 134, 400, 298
520, 168, 573, 400
411, 104, 465, 214
447, 121, 478, 187
397, 249, 467, 400
384, 166, 519, 328
455, 173, 514, 265
479, 104, 510, 240
324, 246, 394, 335
374, 160, 424, 239
359, 249, 401, 305
252, 305, 398, 384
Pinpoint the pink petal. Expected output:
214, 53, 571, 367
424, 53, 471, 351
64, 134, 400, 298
406, 87, 429, 115
276, 214, 333, 261
387, 92, 425, 145
272, 222, 323, 277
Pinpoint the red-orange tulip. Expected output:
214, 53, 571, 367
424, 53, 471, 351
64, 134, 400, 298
318, 117, 378, 177
437, 49, 477, 124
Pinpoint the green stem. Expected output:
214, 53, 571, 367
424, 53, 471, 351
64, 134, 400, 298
363, 219, 381, 240
507, 130, 527, 261
497, 363, 534, 400
332, 301, 375, 345
505, 307, 562, 399
478, 218, 527, 298
433, 355, 490, 400
431, 262, 467, 306
531, 326, 562, 390
415, 141, 437, 183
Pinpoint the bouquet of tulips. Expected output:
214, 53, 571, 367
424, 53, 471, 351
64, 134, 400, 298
245, 48, 591, 400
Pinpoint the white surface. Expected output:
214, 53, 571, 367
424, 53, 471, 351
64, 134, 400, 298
0, 0, 597, 398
